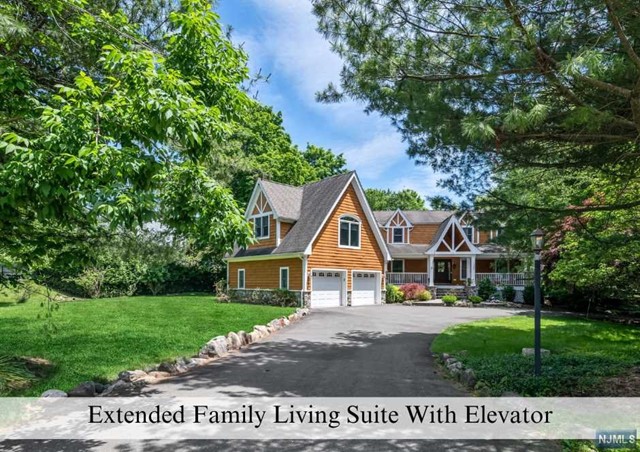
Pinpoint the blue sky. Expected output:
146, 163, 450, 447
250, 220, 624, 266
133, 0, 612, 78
217, 0, 450, 203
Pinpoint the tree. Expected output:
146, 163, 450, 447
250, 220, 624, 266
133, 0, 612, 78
365, 188, 426, 211
302, 144, 347, 180
313, 0, 640, 211
209, 103, 348, 206
0, 0, 253, 269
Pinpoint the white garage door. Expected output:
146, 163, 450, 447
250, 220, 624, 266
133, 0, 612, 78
352, 272, 378, 306
310, 271, 343, 308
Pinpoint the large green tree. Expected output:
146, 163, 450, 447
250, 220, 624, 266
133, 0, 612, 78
210, 103, 348, 206
0, 0, 254, 269
365, 188, 426, 211
313, 0, 640, 210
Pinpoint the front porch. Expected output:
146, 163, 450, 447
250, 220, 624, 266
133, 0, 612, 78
386, 271, 530, 287
386, 257, 528, 288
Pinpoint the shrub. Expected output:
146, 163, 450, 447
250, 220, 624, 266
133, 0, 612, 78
442, 294, 457, 305
523, 285, 535, 305
468, 295, 482, 304
399, 283, 426, 300
385, 284, 404, 303
417, 289, 432, 301
477, 278, 496, 300
502, 285, 516, 302
229, 288, 299, 307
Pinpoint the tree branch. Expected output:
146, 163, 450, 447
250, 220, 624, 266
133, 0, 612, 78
604, 0, 640, 71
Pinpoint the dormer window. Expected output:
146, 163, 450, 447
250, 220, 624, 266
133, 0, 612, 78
339, 215, 360, 248
254, 215, 270, 239
392, 227, 404, 243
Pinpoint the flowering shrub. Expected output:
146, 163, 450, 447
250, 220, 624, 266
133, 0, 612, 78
418, 290, 432, 301
399, 283, 427, 300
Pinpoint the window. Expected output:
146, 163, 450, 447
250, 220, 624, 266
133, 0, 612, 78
391, 260, 404, 273
392, 227, 404, 243
462, 226, 474, 242
460, 258, 468, 279
254, 215, 269, 239
280, 267, 289, 290
237, 269, 245, 289
339, 215, 360, 248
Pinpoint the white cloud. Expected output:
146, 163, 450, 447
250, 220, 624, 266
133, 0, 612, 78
341, 133, 406, 179
223, 0, 448, 201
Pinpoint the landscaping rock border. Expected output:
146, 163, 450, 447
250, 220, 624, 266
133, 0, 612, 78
42, 308, 310, 398
437, 353, 481, 393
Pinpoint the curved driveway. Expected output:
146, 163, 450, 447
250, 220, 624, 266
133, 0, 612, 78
140, 305, 523, 397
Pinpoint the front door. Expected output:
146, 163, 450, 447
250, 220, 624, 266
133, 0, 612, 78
434, 259, 452, 284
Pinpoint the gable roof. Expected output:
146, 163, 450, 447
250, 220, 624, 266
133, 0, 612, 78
231, 172, 390, 260
276, 172, 355, 254
374, 210, 454, 225
258, 180, 303, 221
426, 215, 480, 254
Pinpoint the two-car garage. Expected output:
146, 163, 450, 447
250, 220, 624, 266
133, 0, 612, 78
309, 269, 381, 308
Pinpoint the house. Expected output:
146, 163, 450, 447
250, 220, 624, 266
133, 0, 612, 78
226, 172, 391, 308
226, 171, 527, 307
376, 209, 527, 298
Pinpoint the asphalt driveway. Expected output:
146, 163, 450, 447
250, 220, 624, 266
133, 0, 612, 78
138, 304, 524, 397
3, 305, 561, 451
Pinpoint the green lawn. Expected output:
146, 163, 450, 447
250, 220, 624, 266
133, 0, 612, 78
432, 314, 640, 396
0, 293, 295, 396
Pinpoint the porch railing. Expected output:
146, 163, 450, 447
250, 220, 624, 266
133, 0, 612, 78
386, 272, 429, 286
475, 273, 531, 287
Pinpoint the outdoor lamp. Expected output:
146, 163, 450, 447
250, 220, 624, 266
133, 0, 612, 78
530, 228, 544, 252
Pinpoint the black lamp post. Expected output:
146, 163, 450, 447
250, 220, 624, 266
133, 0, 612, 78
530, 228, 544, 376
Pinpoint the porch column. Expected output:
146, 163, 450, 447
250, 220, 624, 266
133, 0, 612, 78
428, 255, 434, 287
470, 255, 477, 286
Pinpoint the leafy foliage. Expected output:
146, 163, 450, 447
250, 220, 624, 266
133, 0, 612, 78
229, 289, 300, 307
399, 283, 426, 300
477, 278, 496, 301
385, 284, 404, 303
417, 289, 432, 301
365, 188, 426, 211
502, 285, 516, 302
313, 0, 640, 204
442, 294, 457, 305
0, 0, 256, 271
468, 295, 482, 304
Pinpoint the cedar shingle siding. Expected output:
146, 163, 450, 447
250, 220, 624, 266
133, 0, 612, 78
307, 185, 385, 291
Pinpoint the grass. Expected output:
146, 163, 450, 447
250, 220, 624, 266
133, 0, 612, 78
0, 292, 295, 396
432, 314, 640, 396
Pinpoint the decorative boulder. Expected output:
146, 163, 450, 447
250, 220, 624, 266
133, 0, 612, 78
281, 317, 290, 326
227, 332, 242, 350
100, 380, 132, 397
288, 314, 297, 322
201, 336, 228, 358
67, 381, 97, 397
248, 331, 261, 343
522, 348, 550, 356
237, 331, 249, 346
41, 389, 68, 398
148, 371, 171, 379
253, 325, 270, 338
118, 370, 147, 382
460, 369, 477, 388
158, 361, 179, 374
